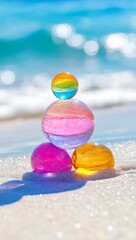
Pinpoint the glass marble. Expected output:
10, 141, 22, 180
31, 142, 72, 173
72, 143, 115, 172
42, 100, 94, 149
51, 72, 78, 99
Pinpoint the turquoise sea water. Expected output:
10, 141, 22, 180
0, 0, 136, 119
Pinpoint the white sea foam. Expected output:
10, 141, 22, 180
0, 71, 136, 121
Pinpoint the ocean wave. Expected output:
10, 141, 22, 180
0, 28, 136, 69
0, 71, 136, 121
0, 0, 136, 121
0, 30, 63, 58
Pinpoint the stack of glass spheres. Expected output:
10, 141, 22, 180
31, 73, 114, 175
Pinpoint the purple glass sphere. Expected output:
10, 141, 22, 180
31, 142, 72, 173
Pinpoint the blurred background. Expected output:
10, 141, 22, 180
0, 0, 136, 121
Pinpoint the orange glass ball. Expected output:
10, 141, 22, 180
72, 143, 115, 172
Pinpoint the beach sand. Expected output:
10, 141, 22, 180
0, 105, 136, 240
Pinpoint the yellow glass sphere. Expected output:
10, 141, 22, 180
72, 143, 115, 172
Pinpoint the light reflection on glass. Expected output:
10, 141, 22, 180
105, 33, 128, 51
105, 33, 136, 58
66, 33, 85, 48
122, 42, 136, 58
52, 23, 73, 39
84, 40, 99, 56
1, 70, 15, 85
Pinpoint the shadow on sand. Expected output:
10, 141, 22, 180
0, 168, 118, 206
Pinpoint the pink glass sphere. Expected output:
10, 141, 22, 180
42, 99, 94, 149
31, 143, 72, 173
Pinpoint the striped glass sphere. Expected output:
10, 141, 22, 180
51, 72, 78, 100
42, 100, 94, 149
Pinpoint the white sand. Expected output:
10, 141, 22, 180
0, 106, 136, 240
0, 144, 136, 240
